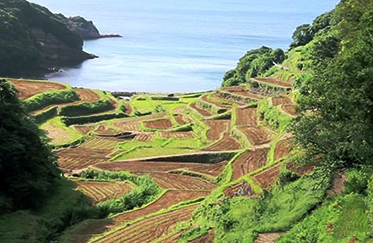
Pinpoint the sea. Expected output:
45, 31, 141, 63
31, 0, 339, 93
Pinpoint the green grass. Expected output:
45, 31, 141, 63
41, 117, 84, 146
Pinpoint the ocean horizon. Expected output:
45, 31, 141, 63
31, 0, 339, 93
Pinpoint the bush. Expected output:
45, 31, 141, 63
33, 106, 58, 124
59, 99, 114, 117
61, 113, 128, 126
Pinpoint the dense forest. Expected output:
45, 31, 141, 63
1, 0, 373, 242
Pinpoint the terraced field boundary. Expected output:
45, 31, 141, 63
216, 89, 262, 105
196, 94, 227, 114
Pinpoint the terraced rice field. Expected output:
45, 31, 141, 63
57, 148, 109, 170
272, 97, 292, 106
114, 120, 140, 131
201, 94, 231, 109
221, 86, 247, 92
92, 205, 198, 243
150, 172, 215, 190
236, 107, 257, 126
124, 103, 133, 115
8, 79, 66, 99
190, 103, 213, 117
42, 122, 77, 145
204, 119, 229, 141
76, 181, 133, 204
230, 90, 264, 100
74, 89, 100, 102
186, 160, 228, 177
237, 126, 272, 146
135, 132, 155, 141
94, 124, 117, 136
73, 125, 92, 135
286, 162, 315, 175
144, 119, 173, 130
79, 138, 118, 150
203, 132, 242, 151
281, 104, 298, 116
173, 114, 186, 125
252, 77, 292, 89
274, 139, 292, 161
252, 163, 282, 189
160, 131, 195, 139
232, 149, 269, 180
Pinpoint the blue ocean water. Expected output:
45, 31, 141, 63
31, 0, 339, 93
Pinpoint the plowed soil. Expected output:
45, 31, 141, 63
74, 89, 100, 102
160, 131, 195, 139
236, 107, 257, 126
191, 230, 215, 243
253, 163, 282, 189
281, 104, 298, 116
114, 190, 208, 221
73, 125, 92, 135
221, 86, 247, 92
272, 97, 292, 106
255, 233, 284, 243
286, 162, 315, 175
201, 94, 231, 109
237, 126, 272, 146
203, 133, 242, 151
190, 103, 213, 117
150, 172, 215, 190
114, 120, 140, 131
57, 148, 110, 171
274, 139, 292, 161
135, 132, 155, 141
253, 78, 292, 89
174, 114, 186, 125
230, 91, 264, 100
68, 191, 208, 243
95, 125, 117, 136
8, 79, 66, 99
92, 205, 198, 243
80, 138, 118, 150
204, 119, 230, 141
144, 119, 173, 130
124, 103, 132, 115
76, 181, 133, 204
187, 160, 228, 177
232, 149, 269, 180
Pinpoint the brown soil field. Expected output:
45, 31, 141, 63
57, 148, 109, 171
174, 114, 186, 125
76, 181, 133, 204
114, 120, 140, 131
92, 205, 198, 243
160, 131, 195, 139
79, 137, 118, 150
272, 97, 292, 106
252, 163, 282, 189
281, 104, 298, 116
203, 132, 242, 151
204, 119, 230, 141
190, 103, 213, 117
255, 233, 284, 243
68, 191, 208, 243
253, 78, 292, 89
286, 162, 315, 175
94, 161, 205, 173
224, 183, 242, 198
94, 124, 117, 136
163, 231, 185, 243
274, 139, 292, 161
144, 119, 173, 130
124, 103, 133, 115
236, 107, 257, 126
190, 230, 215, 243
73, 125, 92, 135
221, 86, 247, 92
230, 91, 265, 100
135, 132, 155, 141
232, 149, 269, 180
187, 160, 228, 177
237, 126, 272, 146
201, 94, 231, 109
150, 172, 216, 191
8, 79, 66, 99
74, 89, 100, 102
114, 190, 208, 221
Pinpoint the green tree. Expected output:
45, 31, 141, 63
0, 79, 60, 212
293, 0, 373, 170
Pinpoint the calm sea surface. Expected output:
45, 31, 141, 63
31, 0, 339, 93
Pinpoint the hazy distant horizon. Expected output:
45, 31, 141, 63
31, 0, 339, 92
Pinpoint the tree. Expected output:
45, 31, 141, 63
293, 0, 373, 170
0, 79, 60, 212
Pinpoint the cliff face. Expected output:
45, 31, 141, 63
0, 0, 97, 75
